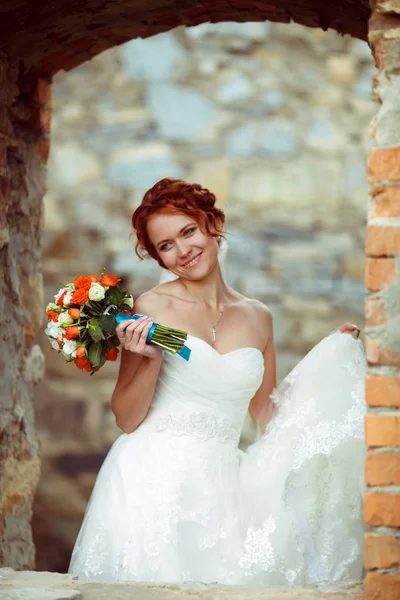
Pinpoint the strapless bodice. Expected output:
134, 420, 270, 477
145, 335, 264, 443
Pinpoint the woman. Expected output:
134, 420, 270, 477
69, 178, 365, 585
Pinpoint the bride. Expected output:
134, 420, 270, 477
68, 178, 366, 585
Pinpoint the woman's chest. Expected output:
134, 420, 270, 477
156, 302, 267, 354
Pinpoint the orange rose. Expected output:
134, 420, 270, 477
89, 274, 99, 282
106, 346, 119, 361
70, 288, 89, 305
46, 310, 60, 322
65, 326, 79, 340
56, 290, 67, 306
74, 275, 93, 290
75, 357, 93, 372
100, 273, 120, 287
75, 346, 87, 358
68, 308, 81, 320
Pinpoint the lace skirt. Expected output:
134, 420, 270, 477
69, 333, 366, 585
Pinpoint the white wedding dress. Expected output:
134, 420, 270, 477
69, 331, 366, 585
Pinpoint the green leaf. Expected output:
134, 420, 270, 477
99, 314, 117, 334
88, 318, 103, 343
119, 303, 133, 313
88, 342, 105, 368
104, 286, 125, 306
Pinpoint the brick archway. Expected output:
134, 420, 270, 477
0, 1, 399, 599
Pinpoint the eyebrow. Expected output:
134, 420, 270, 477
156, 222, 197, 248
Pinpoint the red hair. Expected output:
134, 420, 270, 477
132, 178, 226, 268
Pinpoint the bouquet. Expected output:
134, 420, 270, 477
45, 273, 191, 374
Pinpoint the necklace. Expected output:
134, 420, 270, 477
181, 282, 224, 343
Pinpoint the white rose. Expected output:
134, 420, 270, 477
62, 339, 78, 358
46, 302, 59, 312
45, 322, 64, 339
58, 312, 74, 327
50, 339, 60, 351
63, 291, 72, 306
54, 288, 72, 306
124, 295, 134, 308
88, 282, 106, 302
54, 287, 67, 303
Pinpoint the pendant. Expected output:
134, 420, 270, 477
212, 327, 216, 342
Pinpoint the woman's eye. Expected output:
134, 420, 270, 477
184, 227, 196, 236
160, 243, 171, 251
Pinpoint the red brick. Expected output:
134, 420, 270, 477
365, 413, 400, 447
366, 224, 400, 256
35, 107, 52, 134
365, 296, 386, 327
364, 572, 400, 600
37, 138, 50, 163
42, 51, 85, 74
366, 257, 397, 291
371, 185, 400, 217
369, 13, 400, 33
365, 337, 400, 367
365, 451, 400, 485
370, 38, 393, 72
33, 78, 52, 106
24, 321, 35, 349
364, 491, 400, 527
366, 374, 400, 408
369, 148, 400, 182
364, 532, 400, 569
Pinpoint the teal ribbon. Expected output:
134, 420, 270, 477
115, 312, 191, 361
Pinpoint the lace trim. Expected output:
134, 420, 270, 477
155, 412, 239, 446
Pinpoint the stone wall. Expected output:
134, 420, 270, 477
32, 21, 377, 572
0, 58, 49, 569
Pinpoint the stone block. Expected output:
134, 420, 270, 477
327, 55, 357, 85
365, 451, 400, 485
147, 82, 217, 140
120, 33, 187, 81
107, 143, 183, 192
377, 1, 400, 16
49, 143, 102, 187
188, 157, 230, 207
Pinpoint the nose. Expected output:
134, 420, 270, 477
176, 239, 191, 260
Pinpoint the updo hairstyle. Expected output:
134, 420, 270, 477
132, 178, 226, 268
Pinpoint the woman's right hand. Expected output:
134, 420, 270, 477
115, 316, 163, 360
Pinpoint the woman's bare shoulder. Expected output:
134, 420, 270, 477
230, 289, 273, 331
134, 282, 178, 316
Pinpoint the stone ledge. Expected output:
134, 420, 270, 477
0, 568, 363, 600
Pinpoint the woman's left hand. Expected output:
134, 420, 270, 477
334, 322, 361, 339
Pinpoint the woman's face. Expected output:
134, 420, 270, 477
147, 212, 220, 280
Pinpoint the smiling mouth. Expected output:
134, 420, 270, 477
182, 252, 202, 268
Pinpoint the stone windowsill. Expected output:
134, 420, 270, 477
0, 568, 363, 600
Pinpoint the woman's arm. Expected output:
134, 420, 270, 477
111, 351, 163, 433
111, 295, 164, 434
248, 305, 277, 433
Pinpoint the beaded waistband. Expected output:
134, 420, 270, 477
154, 412, 239, 446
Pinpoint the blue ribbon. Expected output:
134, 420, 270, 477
115, 312, 191, 361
